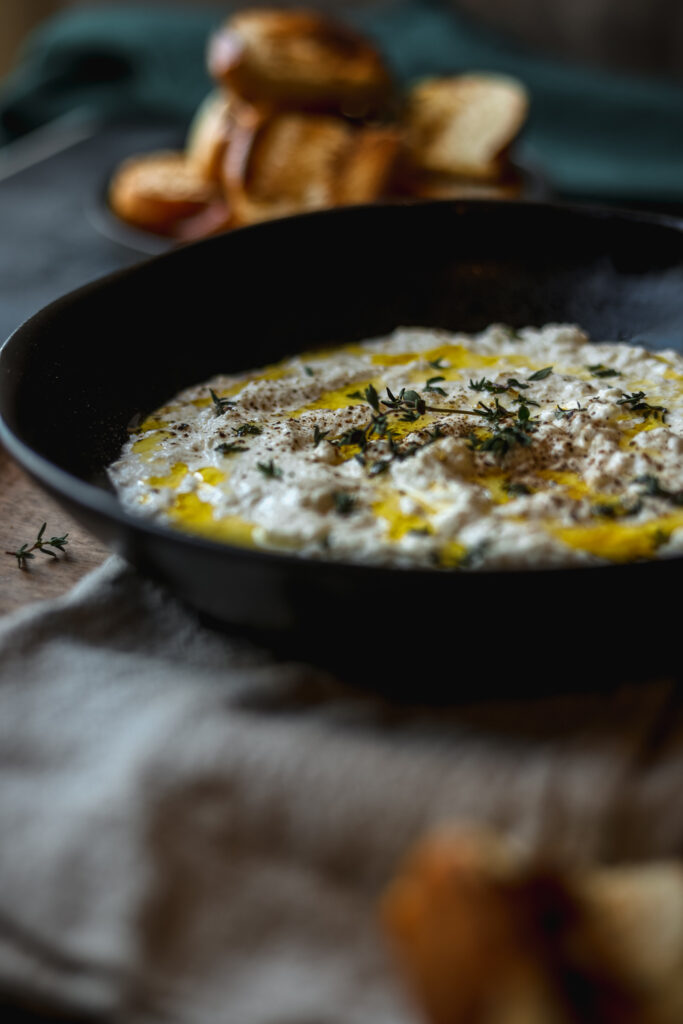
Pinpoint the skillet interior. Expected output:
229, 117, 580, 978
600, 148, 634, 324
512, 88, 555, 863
1, 200, 683, 691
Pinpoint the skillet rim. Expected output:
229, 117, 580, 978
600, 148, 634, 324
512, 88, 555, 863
2, 197, 683, 587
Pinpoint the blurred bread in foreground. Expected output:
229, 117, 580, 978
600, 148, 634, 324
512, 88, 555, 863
381, 828, 683, 1024
207, 8, 393, 118
108, 151, 218, 234
404, 74, 529, 180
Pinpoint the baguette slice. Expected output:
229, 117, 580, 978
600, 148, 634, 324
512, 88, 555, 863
405, 168, 524, 201
221, 111, 352, 226
185, 90, 237, 183
208, 8, 393, 117
334, 126, 401, 205
404, 74, 529, 180
108, 151, 218, 234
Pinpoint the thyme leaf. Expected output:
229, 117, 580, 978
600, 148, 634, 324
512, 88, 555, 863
313, 425, 330, 447
587, 363, 620, 378
209, 388, 235, 416
424, 376, 447, 396
332, 491, 356, 516
215, 442, 247, 455
257, 460, 283, 479
235, 423, 262, 437
527, 366, 553, 381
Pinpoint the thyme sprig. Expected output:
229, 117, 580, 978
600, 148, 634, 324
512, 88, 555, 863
6, 523, 69, 570
616, 391, 668, 420
555, 403, 583, 419
210, 389, 235, 416
469, 376, 529, 395
468, 403, 538, 458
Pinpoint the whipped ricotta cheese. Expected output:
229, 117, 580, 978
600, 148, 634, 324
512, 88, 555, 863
107, 324, 683, 569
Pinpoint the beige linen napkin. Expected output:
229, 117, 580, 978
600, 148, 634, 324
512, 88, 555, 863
0, 557, 681, 1023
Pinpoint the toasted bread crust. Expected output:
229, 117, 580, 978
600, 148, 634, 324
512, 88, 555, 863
404, 74, 529, 180
208, 8, 393, 117
334, 127, 402, 205
185, 90, 238, 183
222, 112, 352, 226
108, 151, 218, 233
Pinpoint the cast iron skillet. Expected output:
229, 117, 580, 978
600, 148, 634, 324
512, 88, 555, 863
1, 200, 683, 691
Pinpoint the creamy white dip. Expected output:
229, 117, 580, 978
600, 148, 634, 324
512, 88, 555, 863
108, 324, 683, 569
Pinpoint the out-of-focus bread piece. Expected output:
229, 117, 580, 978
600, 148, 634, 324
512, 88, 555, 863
223, 111, 352, 225
207, 8, 393, 117
381, 830, 574, 1024
222, 111, 400, 226
334, 126, 401, 204
382, 828, 683, 1024
405, 167, 524, 201
185, 90, 237, 183
404, 74, 529, 180
108, 151, 218, 233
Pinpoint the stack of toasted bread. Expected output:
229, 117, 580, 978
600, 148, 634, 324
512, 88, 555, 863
109, 7, 529, 240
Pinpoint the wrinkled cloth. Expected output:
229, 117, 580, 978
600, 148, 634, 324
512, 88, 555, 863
1, 1, 683, 200
0, 556, 682, 1022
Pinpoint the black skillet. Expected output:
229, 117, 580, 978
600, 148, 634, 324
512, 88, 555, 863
1, 201, 682, 692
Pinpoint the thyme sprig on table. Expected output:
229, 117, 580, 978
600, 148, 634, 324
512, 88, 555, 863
6, 523, 69, 570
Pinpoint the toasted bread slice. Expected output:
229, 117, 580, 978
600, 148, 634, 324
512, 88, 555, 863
185, 90, 237, 183
109, 151, 218, 233
404, 74, 529, 180
222, 112, 352, 226
334, 127, 401, 205
405, 167, 524, 201
207, 8, 393, 117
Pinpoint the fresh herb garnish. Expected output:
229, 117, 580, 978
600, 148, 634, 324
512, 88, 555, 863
588, 363, 620, 378
468, 377, 530, 395
215, 441, 247, 455
332, 491, 356, 516
468, 403, 538, 458
235, 423, 262, 437
634, 474, 683, 505
303, 365, 314, 376
257, 460, 283, 479
313, 425, 330, 447
424, 376, 447, 396
6, 522, 69, 570
504, 481, 532, 496
209, 388, 235, 416
555, 403, 582, 419
527, 366, 553, 381
428, 357, 448, 370
616, 391, 668, 420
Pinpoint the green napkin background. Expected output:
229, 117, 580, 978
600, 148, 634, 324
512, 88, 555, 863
1, 0, 682, 201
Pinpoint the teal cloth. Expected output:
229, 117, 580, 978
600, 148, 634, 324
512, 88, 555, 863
1, 1, 682, 201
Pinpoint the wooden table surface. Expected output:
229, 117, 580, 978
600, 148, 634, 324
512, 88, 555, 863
0, 444, 108, 615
